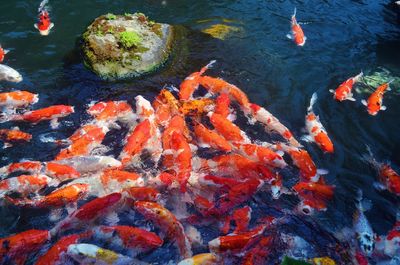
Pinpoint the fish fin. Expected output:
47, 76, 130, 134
347, 96, 356, 101
373, 182, 387, 191
300, 135, 313, 142
104, 211, 119, 226
361, 99, 368, 106
308, 92, 318, 112
34, 23, 38, 29
276, 150, 284, 157
50, 118, 59, 129
167, 85, 180, 93
49, 208, 64, 222
108, 121, 121, 130
317, 168, 329, 175
380, 105, 387, 111
354, 71, 364, 82
356, 189, 372, 212
286, 33, 293, 40
4, 49, 10, 54
227, 113, 237, 122
329, 89, 335, 94
2, 142, 12, 149
49, 23, 54, 30
293, 7, 297, 18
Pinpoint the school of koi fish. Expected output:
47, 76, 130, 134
0, 1, 399, 265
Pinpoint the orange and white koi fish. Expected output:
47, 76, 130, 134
179, 60, 216, 100
177, 253, 219, 265
1, 105, 74, 128
361, 81, 393, 116
303, 93, 334, 153
92, 225, 163, 254
214, 93, 233, 119
247, 103, 301, 147
275, 143, 327, 182
57, 155, 121, 174
208, 112, 250, 143
199, 76, 250, 107
170, 131, 192, 192
0, 229, 50, 264
194, 122, 232, 152
233, 142, 287, 168
124, 186, 160, 201
100, 168, 144, 191
6, 183, 89, 208
0, 127, 32, 148
330, 72, 363, 101
134, 201, 192, 258
34, 232, 92, 265
0, 174, 54, 198
55, 123, 108, 160
287, 8, 306, 46
0, 90, 38, 108
34, 1, 54, 36
88, 100, 134, 127
51, 192, 123, 236
293, 179, 335, 214
0, 45, 10, 63
119, 119, 151, 166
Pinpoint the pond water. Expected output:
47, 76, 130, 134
0, 0, 399, 264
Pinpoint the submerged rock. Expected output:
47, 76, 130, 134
81, 13, 175, 80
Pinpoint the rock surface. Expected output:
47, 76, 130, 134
81, 13, 174, 80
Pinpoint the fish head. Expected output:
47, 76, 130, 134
357, 232, 375, 255
7, 72, 23, 83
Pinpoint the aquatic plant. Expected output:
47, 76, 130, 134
105, 13, 117, 20
119, 31, 142, 49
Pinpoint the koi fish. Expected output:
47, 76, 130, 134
330, 72, 363, 101
124, 186, 160, 201
0, 229, 50, 264
208, 112, 250, 143
0, 45, 10, 63
241, 236, 273, 265
34, 1, 54, 36
0, 174, 54, 198
170, 131, 192, 192
134, 201, 193, 258
0, 90, 38, 108
0, 64, 23, 83
361, 81, 393, 116
353, 190, 376, 256
179, 98, 214, 116
221, 206, 252, 234
35, 232, 92, 265
87, 100, 134, 127
56, 155, 121, 174
232, 142, 287, 168
0, 127, 32, 148
194, 122, 232, 152
153, 89, 180, 126
293, 179, 335, 214
375, 213, 400, 258
91, 225, 163, 254
67, 243, 141, 265
179, 60, 216, 100
303, 93, 334, 153
246, 103, 301, 147
1, 105, 74, 129
100, 169, 144, 191
214, 93, 232, 119
177, 253, 219, 265
287, 8, 306, 46
6, 183, 89, 208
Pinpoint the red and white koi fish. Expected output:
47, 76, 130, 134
361, 81, 393, 116
0, 174, 54, 198
0, 45, 10, 63
51, 192, 123, 236
134, 201, 193, 258
287, 8, 306, 46
100, 168, 144, 191
92, 225, 163, 254
34, 232, 92, 265
5, 183, 89, 208
0, 90, 38, 108
330, 72, 363, 101
232, 142, 287, 168
1, 105, 74, 129
221, 206, 252, 234
34, 1, 54, 36
0, 127, 32, 148
241, 236, 273, 265
246, 103, 301, 147
375, 213, 400, 258
293, 179, 335, 214
55, 123, 108, 160
88, 100, 134, 128
303, 92, 334, 153
179, 60, 216, 100
0, 229, 50, 264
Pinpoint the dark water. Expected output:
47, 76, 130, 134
0, 0, 399, 263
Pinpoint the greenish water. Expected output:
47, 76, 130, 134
0, 0, 399, 264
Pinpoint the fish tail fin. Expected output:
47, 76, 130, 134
199, 60, 216, 75
362, 144, 380, 169
354, 71, 364, 83
4, 49, 10, 54
308, 92, 318, 112
0, 113, 18, 123
293, 7, 297, 18
356, 189, 372, 212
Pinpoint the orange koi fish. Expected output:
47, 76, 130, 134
134, 201, 192, 258
293, 179, 335, 214
179, 98, 214, 116
0, 90, 38, 108
179, 60, 216, 100
87, 100, 134, 127
124, 186, 160, 201
177, 253, 219, 265
34, 1, 54, 36
330, 72, 363, 101
232, 142, 287, 168
214, 93, 232, 119
199, 76, 250, 107
287, 8, 306, 46
303, 93, 334, 153
208, 112, 250, 143
153, 89, 181, 126
119, 119, 151, 166
6, 183, 89, 208
0, 45, 9, 63
0, 128, 32, 148
0, 174, 54, 198
100, 168, 143, 191
247, 103, 301, 147
0, 229, 50, 264
194, 123, 232, 152
170, 131, 192, 192
34, 232, 92, 265
361, 81, 393, 115
92, 225, 163, 253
